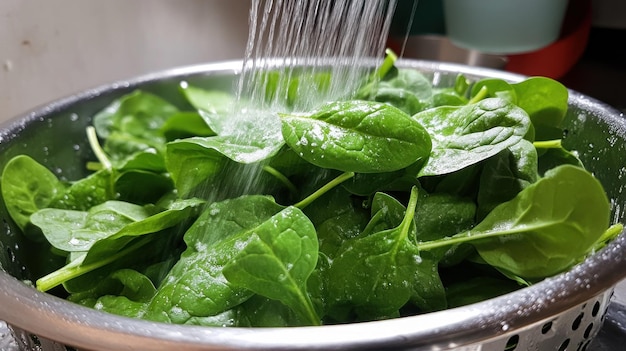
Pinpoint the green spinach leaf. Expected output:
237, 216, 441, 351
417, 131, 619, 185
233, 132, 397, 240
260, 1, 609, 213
0, 155, 66, 233
142, 195, 284, 324
161, 111, 216, 141
281, 100, 432, 173
68, 269, 156, 318
327, 187, 445, 319
513, 77, 568, 141
223, 206, 320, 325
414, 98, 530, 176
476, 139, 538, 219
31, 200, 152, 252
418, 165, 610, 279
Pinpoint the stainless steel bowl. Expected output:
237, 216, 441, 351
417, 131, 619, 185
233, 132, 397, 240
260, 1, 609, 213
1, 60, 626, 351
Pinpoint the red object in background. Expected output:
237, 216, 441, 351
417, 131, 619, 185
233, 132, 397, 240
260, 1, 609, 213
505, 0, 592, 79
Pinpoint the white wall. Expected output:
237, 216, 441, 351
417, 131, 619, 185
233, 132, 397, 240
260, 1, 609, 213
0, 0, 251, 122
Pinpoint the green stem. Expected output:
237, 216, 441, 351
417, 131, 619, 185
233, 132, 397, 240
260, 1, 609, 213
399, 186, 419, 241
417, 225, 541, 251
592, 223, 624, 252
533, 139, 562, 149
375, 48, 398, 80
36, 237, 151, 292
298, 292, 322, 326
468, 85, 488, 104
263, 165, 298, 196
86, 161, 103, 172
293, 172, 355, 209
86, 126, 112, 170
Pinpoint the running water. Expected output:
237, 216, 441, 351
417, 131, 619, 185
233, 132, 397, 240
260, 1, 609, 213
237, 0, 398, 111
197, 0, 399, 200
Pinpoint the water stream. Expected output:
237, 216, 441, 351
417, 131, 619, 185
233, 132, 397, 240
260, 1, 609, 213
238, 0, 398, 112
194, 0, 400, 202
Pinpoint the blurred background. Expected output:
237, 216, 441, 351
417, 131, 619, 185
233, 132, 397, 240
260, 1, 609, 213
0, 0, 624, 120
0, 0, 251, 121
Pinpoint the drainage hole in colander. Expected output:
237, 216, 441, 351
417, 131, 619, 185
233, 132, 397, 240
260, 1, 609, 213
601, 303, 610, 322
591, 301, 601, 317
580, 340, 591, 351
583, 323, 594, 339
558, 338, 570, 351
572, 312, 584, 331
503, 334, 519, 351
541, 321, 553, 334
6, 247, 15, 262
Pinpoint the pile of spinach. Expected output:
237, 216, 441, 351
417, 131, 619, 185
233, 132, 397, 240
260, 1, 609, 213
1, 51, 622, 327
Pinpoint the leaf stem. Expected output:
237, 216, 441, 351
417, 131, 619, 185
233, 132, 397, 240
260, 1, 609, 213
468, 86, 488, 104
86, 161, 103, 172
298, 292, 322, 326
86, 126, 112, 170
399, 186, 419, 241
36, 237, 151, 292
375, 48, 398, 80
293, 172, 355, 209
592, 223, 624, 252
262, 165, 298, 196
417, 224, 544, 251
533, 139, 562, 149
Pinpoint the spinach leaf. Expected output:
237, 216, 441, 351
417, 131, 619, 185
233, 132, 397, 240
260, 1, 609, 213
114, 169, 173, 204
93, 90, 178, 140
164, 140, 227, 196
115, 149, 165, 172
184, 310, 240, 327
411, 191, 476, 266
418, 165, 610, 279
92, 91, 179, 170
83, 198, 204, 265
445, 276, 520, 308
31, 201, 152, 252
169, 135, 283, 164
101, 132, 165, 167
36, 235, 155, 293
50, 169, 117, 210
258, 69, 332, 109
281, 100, 432, 173
161, 111, 215, 141
180, 85, 233, 115
470, 78, 517, 103
143, 195, 284, 324
513, 77, 568, 141
302, 187, 368, 258
34, 198, 204, 292
0, 155, 66, 233
223, 206, 320, 325
535, 140, 584, 175
179, 84, 234, 135
473, 165, 609, 278
359, 69, 433, 115
342, 170, 418, 196
476, 139, 538, 219
362, 191, 414, 239
326, 187, 445, 319
413, 192, 476, 242
68, 269, 156, 318
414, 98, 530, 176
234, 295, 307, 327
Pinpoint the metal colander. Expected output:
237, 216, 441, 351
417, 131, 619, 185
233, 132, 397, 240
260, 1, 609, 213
1, 60, 626, 351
